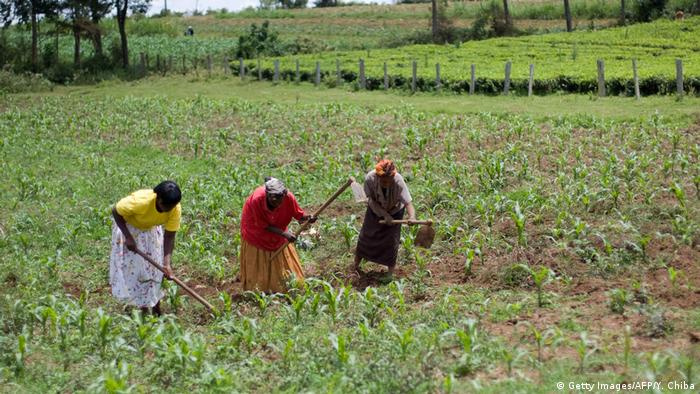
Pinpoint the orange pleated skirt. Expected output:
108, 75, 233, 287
239, 239, 305, 293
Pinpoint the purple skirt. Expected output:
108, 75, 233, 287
356, 207, 405, 267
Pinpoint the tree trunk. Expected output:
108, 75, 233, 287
503, 0, 512, 30
55, 27, 59, 65
564, 0, 573, 32
117, 1, 129, 67
431, 0, 438, 43
73, 23, 81, 66
90, 13, 103, 56
619, 0, 625, 25
30, 3, 38, 71
92, 26, 103, 56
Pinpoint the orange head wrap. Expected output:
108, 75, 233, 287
375, 159, 397, 177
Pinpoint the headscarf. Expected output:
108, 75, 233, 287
375, 159, 397, 177
264, 177, 287, 195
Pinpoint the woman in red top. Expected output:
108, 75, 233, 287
239, 177, 315, 293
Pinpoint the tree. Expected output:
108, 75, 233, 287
86, 0, 112, 56
236, 21, 281, 59
12, 0, 60, 70
563, 0, 572, 31
278, 0, 306, 8
115, 0, 150, 67
503, 0, 512, 30
314, 0, 337, 6
619, 0, 626, 25
430, 0, 452, 43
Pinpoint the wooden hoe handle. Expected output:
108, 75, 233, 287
378, 219, 433, 225
268, 178, 354, 262
134, 249, 216, 313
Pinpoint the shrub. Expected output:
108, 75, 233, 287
0, 66, 53, 93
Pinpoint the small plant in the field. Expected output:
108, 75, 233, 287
285, 292, 307, 324
443, 373, 454, 393
642, 304, 673, 338
13, 333, 27, 376
511, 201, 527, 247
452, 319, 482, 377
389, 280, 406, 312
321, 281, 343, 324
218, 292, 233, 314
500, 345, 527, 377
246, 291, 273, 316
670, 181, 686, 210
165, 280, 184, 314
671, 351, 695, 383
463, 247, 476, 277
339, 215, 358, 251
518, 264, 554, 307
623, 325, 632, 372
608, 288, 630, 314
575, 332, 597, 373
525, 324, 561, 364
90, 361, 132, 393
644, 351, 671, 381
667, 267, 683, 295
631, 281, 650, 304
328, 333, 351, 365
96, 309, 113, 357
395, 326, 415, 359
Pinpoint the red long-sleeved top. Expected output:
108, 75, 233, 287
240, 186, 305, 251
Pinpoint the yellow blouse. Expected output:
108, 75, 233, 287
115, 189, 181, 232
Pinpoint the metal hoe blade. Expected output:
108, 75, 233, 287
414, 224, 435, 249
350, 177, 367, 203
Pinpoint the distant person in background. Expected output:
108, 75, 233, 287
110, 181, 181, 316
354, 159, 416, 279
185, 26, 194, 36
239, 177, 316, 293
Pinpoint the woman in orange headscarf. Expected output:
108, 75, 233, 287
354, 160, 416, 278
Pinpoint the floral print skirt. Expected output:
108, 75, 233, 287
109, 221, 164, 308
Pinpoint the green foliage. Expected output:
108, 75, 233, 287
235, 21, 283, 60
0, 67, 53, 93
0, 93, 697, 391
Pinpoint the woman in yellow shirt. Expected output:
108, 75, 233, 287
110, 181, 181, 316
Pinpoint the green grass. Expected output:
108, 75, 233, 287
49, 75, 700, 122
244, 17, 700, 96
0, 88, 698, 391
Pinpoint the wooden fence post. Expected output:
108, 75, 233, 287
528, 64, 534, 97
597, 59, 606, 97
239, 58, 244, 79
274, 59, 280, 83
257, 59, 262, 80
295, 59, 300, 83
676, 59, 683, 97
383, 62, 388, 90
359, 58, 366, 89
412, 60, 417, 93
470, 64, 475, 95
435, 63, 441, 91
315, 61, 320, 86
632, 59, 640, 100
504, 61, 512, 95
182, 55, 186, 74
336, 59, 341, 86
